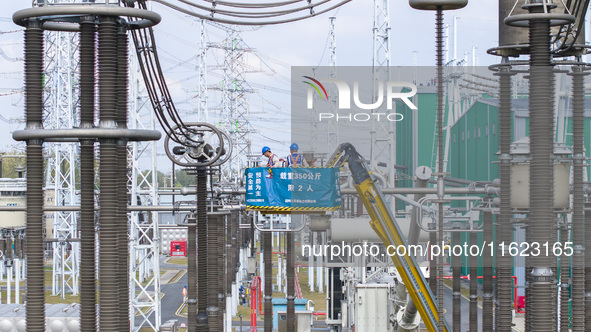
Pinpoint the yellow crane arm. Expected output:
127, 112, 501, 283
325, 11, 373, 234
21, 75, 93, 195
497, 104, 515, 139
327, 143, 448, 332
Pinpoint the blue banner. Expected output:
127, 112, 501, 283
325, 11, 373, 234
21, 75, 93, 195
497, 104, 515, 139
245, 167, 341, 211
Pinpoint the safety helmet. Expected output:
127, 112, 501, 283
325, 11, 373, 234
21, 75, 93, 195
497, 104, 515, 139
262, 146, 271, 155
289, 143, 299, 151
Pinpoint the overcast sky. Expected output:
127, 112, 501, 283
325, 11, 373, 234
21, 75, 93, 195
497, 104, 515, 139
0, 1, 511, 170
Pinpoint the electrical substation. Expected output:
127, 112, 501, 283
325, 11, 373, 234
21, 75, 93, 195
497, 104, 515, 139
0, 0, 590, 331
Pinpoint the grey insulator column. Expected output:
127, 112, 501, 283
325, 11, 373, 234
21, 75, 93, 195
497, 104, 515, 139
24, 18, 45, 332
207, 211, 227, 332
116, 23, 130, 332
469, 231, 478, 331
79, 16, 97, 332
559, 217, 569, 331
585, 198, 591, 327
225, 213, 233, 330
250, 215, 256, 257
218, 213, 227, 330
452, 232, 461, 332
436, 8, 445, 332
264, 231, 273, 332
196, 167, 208, 331
287, 231, 295, 332
570, 64, 586, 331
482, 210, 493, 331
496, 63, 514, 331
98, 16, 120, 331
187, 215, 197, 332
527, 4, 557, 330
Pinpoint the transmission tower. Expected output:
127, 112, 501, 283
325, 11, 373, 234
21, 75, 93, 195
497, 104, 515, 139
129, 47, 161, 331
371, 0, 395, 197
211, 28, 253, 181
327, 17, 338, 152
198, 19, 208, 123
42, 3, 80, 298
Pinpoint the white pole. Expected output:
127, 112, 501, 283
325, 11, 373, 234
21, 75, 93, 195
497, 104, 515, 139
444, 24, 449, 64
454, 16, 461, 63
325, 266, 329, 296
7, 266, 11, 304
232, 282, 238, 316
15, 259, 19, 304
316, 233, 323, 292
260, 246, 264, 292
226, 296, 232, 332
277, 256, 282, 291
309, 232, 315, 292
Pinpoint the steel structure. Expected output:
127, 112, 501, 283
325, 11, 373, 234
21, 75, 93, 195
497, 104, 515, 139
129, 50, 161, 331
327, 17, 338, 153
371, 0, 395, 203
42, 0, 80, 298
197, 19, 208, 123
212, 29, 253, 182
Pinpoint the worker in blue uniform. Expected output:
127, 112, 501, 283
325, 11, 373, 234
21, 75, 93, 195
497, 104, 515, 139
286, 143, 309, 167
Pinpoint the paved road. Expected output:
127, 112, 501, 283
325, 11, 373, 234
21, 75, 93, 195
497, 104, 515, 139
160, 257, 188, 326
441, 280, 523, 332
442, 280, 482, 332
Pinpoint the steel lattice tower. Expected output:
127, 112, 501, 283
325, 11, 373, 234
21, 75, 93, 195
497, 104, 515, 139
129, 47, 161, 331
327, 17, 338, 153
371, 0, 395, 195
198, 19, 208, 123
213, 28, 252, 181
42, 0, 80, 298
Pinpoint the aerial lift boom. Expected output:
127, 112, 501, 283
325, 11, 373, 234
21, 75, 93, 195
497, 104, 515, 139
327, 143, 449, 332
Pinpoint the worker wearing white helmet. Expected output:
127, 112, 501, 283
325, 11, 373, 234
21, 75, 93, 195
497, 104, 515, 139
262, 146, 281, 167
286, 143, 309, 167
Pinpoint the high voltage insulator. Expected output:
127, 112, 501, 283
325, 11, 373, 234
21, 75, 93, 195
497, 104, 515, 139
13, 4, 161, 331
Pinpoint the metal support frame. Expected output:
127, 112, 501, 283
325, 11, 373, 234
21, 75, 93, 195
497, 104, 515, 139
42, 0, 80, 298
198, 19, 208, 123
371, 0, 395, 214
129, 40, 161, 332
327, 16, 338, 153
212, 28, 253, 182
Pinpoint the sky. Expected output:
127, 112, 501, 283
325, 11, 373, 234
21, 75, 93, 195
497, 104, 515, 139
0, 0, 504, 171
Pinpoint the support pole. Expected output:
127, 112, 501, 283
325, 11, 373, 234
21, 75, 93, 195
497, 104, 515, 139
452, 231, 461, 331
98, 15, 120, 331
79, 16, 97, 332
482, 210, 494, 330
435, 7, 445, 332
264, 231, 273, 332
287, 231, 295, 332
207, 211, 228, 332
469, 231, 478, 331
495, 61, 514, 331
526, 4, 557, 330
116, 23, 130, 332
196, 167, 208, 331
570, 64, 586, 331
24, 17, 45, 332
187, 216, 197, 332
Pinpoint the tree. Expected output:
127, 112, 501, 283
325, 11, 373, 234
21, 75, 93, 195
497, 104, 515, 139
0, 152, 26, 179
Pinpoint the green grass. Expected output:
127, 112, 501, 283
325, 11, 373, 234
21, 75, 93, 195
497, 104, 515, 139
167, 257, 188, 265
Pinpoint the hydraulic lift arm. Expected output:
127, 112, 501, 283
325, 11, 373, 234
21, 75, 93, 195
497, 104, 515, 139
327, 143, 449, 332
